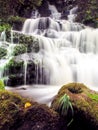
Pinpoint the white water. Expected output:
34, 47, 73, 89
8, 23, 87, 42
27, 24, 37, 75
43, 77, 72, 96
6, 85, 61, 106
68, 6, 78, 22
22, 16, 98, 92
49, 4, 61, 19
1, 4, 98, 106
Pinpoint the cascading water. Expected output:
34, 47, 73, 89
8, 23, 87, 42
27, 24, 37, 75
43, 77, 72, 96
48, 4, 61, 19
22, 19, 98, 90
1, 4, 98, 105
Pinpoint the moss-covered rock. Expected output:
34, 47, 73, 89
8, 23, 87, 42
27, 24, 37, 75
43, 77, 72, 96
4, 58, 24, 86
0, 90, 66, 130
19, 34, 39, 53
0, 90, 29, 130
51, 83, 98, 130
5, 31, 39, 53
16, 104, 66, 130
7, 16, 26, 30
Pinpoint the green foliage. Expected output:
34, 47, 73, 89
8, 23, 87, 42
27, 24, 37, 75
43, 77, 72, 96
19, 34, 39, 52
57, 94, 74, 126
5, 58, 24, 69
0, 24, 11, 32
13, 44, 27, 56
0, 47, 7, 59
0, 80, 5, 90
0, 0, 43, 18
8, 16, 25, 26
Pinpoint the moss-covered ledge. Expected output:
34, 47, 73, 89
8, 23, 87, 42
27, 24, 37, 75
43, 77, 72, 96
51, 83, 98, 130
0, 90, 67, 130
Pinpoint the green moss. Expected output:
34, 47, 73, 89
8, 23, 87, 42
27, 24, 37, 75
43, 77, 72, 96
8, 16, 25, 25
13, 44, 27, 56
51, 83, 98, 129
0, 90, 28, 129
0, 80, 5, 90
0, 23, 11, 32
6, 58, 23, 68
19, 34, 39, 53
88, 93, 98, 102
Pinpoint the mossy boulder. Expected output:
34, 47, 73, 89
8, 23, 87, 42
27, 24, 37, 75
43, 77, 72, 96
51, 83, 98, 130
0, 90, 29, 130
0, 90, 66, 130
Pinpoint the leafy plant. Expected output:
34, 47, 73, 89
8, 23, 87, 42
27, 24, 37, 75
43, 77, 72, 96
0, 24, 11, 32
57, 94, 74, 126
0, 79, 5, 90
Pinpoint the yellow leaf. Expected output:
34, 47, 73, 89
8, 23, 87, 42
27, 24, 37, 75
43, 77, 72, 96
24, 102, 32, 108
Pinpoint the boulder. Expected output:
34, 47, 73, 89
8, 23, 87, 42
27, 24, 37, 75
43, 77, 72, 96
0, 90, 66, 130
51, 83, 98, 130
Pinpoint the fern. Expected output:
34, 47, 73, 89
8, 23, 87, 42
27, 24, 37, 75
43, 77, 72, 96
58, 94, 74, 126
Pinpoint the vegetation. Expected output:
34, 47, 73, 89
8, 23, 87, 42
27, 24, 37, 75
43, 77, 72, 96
7, 16, 26, 30
13, 44, 27, 56
57, 94, 74, 126
76, 0, 98, 28
0, 0, 43, 19
0, 80, 5, 90
0, 23, 11, 32
88, 93, 98, 102
5, 58, 24, 69
0, 47, 7, 59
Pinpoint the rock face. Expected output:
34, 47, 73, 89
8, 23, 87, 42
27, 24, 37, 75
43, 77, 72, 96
0, 90, 66, 130
51, 83, 98, 130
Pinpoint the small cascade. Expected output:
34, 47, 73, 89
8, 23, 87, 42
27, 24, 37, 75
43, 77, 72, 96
0, 30, 6, 43
11, 28, 14, 44
48, 4, 61, 19
68, 6, 78, 22
23, 54, 28, 85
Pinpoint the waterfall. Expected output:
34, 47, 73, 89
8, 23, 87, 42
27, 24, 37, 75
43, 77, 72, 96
21, 16, 98, 91
3, 4, 98, 105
